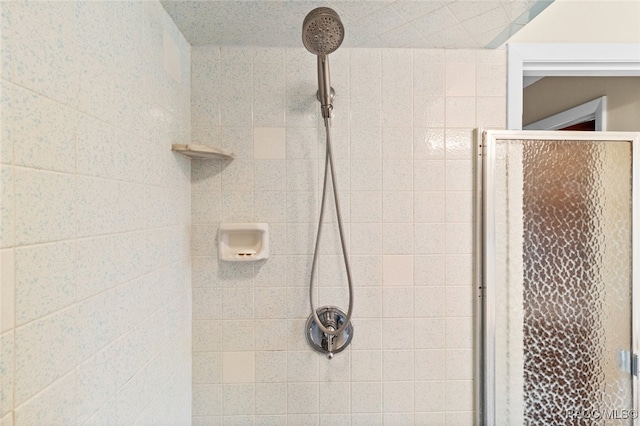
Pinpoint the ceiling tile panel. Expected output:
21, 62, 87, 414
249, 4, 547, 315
160, 0, 554, 49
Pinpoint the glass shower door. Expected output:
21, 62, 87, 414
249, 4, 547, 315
476, 130, 640, 425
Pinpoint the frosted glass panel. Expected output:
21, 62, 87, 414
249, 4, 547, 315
494, 139, 633, 425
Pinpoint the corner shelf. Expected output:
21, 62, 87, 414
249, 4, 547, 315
171, 144, 234, 160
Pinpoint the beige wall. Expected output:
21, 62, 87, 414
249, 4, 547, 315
508, 0, 640, 44
523, 77, 640, 131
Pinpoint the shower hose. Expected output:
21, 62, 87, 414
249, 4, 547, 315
308, 119, 354, 337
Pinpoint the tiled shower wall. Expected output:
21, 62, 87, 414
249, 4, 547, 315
0, 1, 192, 424
191, 46, 506, 424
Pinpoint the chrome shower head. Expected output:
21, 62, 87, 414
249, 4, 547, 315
302, 7, 344, 56
302, 7, 344, 123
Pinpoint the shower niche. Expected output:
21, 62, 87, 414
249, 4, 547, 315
218, 223, 269, 261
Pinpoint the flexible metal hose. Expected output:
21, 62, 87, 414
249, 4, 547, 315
308, 118, 354, 336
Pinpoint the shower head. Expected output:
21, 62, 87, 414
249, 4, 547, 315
302, 7, 344, 123
302, 7, 344, 56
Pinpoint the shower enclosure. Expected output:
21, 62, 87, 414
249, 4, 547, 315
476, 130, 640, 425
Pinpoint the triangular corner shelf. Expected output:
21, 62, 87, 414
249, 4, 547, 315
171, 144, 234, 160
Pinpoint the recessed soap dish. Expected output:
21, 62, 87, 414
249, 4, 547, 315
218, 223, 269, 262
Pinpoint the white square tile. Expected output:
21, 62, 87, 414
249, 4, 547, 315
445, 223, 472, 254
383, 223, 413, 255
255, 287, 287, 319
286, 127, 318, 159
223, 384, 254, 415
0, 166, 13, 248
12, 9, 78, 107
286, 159, 317, 192
445, 128, 474, 159
222, 159, 254, 191
192, 287, 223, 320
414, 223, 445, 255
256, 383, 287, 415
414, 59, 444, 98
193, 320, 223, 352
254, 191, 287, 223
193, 384, 222, 416
15, 242, 76, 325
382, 318, 413, 349
222, 352, 255, 383
414, 380, 446, 413
350, 126, 381, 159
222, 320, 254, 351
287, 382, 318, 414
383, 191, 413, 223
445, 192, 472, 223
15, 168, 75, 245
414, 96, 444, 127
382, 127, 413, 159
477, 63, 506, 96
350, 50, 381, 98
445, 380, 473, 412
254, 127, 286, 160
256, 320, 289, 351
255, 351, 287, 383
476, 96, 506, 128
414, 128, 445, 160
382, 350, 414, 381
351, 158, 382, 191
445, 63, 476, 97
254, 160, 286, 191
414, 286, 445, 318
445, 286, 473, 318
0, 331, 14, 417
414, 255, 445, 287
14, 306, 78, 404
445, 318, 472, 349
350, 95, 382, 129
76, 345, 118, 423
14, 370, 78, 425
13, 87, 78, 172
287, 351, 318, 382
351, 382, 382, 413
414, 160, 445, 191
351, 191, 382, 223
221, 191, 254, 223
319, 382, 350, 414
287, 287, 311, 320
351, 350, 382, 382
382, 255, 413, 286
445, 254, 473, 286
445, 160, 472, 191
350, 223, 382, 255
415, 350, 446, 381
382, 287, 414, 318
0, 249, 15, 332
383, 382, 413, 413
193, 352, 222, 384
445, 97, 476, 128
415, 318, 445, 349
0, 82, 13, 164
383, 159, 413, 191
445, 349, 473, 380
414, 191, 445, 223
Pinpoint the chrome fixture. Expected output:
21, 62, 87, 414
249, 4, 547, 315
302, 7, 354, 359
302, 7, 344, 124
306, 306, 353, 359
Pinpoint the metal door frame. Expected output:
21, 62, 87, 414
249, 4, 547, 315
475, 129, 640, 425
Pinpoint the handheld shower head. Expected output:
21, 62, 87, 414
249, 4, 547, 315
302, 7, 344, 122
302, 7, 344, 56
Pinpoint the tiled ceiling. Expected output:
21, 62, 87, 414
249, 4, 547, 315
161, 0, 554, 49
